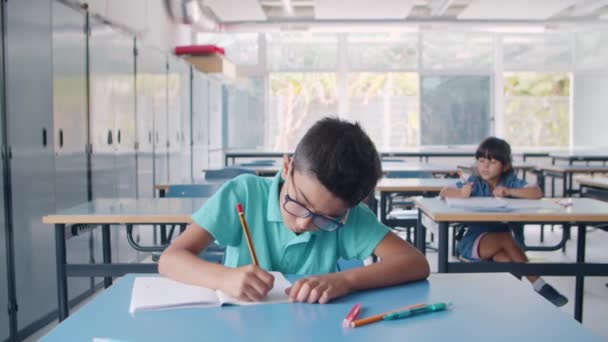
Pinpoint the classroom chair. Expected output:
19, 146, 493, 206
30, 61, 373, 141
241, 159, 277, 165
204, 167, 256, 182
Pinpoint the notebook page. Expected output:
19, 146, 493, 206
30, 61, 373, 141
129, 277, 220, 313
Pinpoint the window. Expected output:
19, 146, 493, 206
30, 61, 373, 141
266, 33, 338, 71
504, 72, 570, 147
345, 73, 419, 149
503, 34, 572, 70
420, 76, 491, 145
267, 73, 338, 150
422, 32, 493, 70
347, 33, 418, 70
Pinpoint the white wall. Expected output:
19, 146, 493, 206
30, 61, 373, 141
84, 0, 192, 51
572, 72, 608, 148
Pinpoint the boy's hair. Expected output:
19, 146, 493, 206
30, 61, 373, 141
475, 136, 513, 175
293, 117, 382, 207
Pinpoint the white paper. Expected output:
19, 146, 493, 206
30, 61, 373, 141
129, 271, 291, 313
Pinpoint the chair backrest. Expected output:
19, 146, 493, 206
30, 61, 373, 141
381, 158, 406, 163
385, 171, 434, 179
239, 162, 274, 167
165, 183, 223, 198
204, 167, 256, 182
243, 159, 277, 165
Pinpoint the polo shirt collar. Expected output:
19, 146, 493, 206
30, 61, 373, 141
267, 171, 285, 222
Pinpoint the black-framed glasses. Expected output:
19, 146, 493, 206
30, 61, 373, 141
283, 194, 347, 232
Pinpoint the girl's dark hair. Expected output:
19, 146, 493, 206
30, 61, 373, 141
293, 117, 382, 207
475, 136, 513, 176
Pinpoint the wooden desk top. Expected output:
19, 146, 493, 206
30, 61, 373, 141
42, 198, 207, 224
575, 176, 608, 189
376, 178, 458, 192
415, 197, 608, 222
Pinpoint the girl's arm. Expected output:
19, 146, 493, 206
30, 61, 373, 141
504, 185, 544, 199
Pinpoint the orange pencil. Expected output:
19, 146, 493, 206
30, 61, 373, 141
350, 303, 425, 328
236, 203, 259, 266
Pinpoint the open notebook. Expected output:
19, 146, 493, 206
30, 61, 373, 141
446, 198, 561, 212
129, 271, 291, 313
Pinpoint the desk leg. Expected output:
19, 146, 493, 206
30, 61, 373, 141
102, 224, 113, 288
55, 224, 68, 321
563, 172, 568, 197
438, 222, 449, 273
574, 224, 586, 322
380, 192, 387, 225
568, 172, 573, 197
159, 189, 166, 198
415, 209, 426, 254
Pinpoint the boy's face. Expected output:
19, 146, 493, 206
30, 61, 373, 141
279, 156, 349, 234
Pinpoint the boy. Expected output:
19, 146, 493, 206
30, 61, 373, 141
159, 117, 430, 304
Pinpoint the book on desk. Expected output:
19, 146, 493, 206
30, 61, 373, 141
129, 272, 291, 313
445, 198, 562, 211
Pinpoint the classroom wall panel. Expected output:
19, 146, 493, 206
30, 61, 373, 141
5, 0, 58, 331
180, 65, 193, 183
191, 72, 210, 178
51, 0, 94, 308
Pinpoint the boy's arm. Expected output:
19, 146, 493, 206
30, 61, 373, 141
158, 224, 274, 301
287, 232, 429, 303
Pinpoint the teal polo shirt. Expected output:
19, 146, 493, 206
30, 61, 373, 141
191, 172, 389, 275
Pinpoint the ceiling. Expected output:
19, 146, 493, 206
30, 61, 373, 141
201, 0, 608, 24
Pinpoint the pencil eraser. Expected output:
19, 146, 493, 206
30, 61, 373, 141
236, 203, 243, 213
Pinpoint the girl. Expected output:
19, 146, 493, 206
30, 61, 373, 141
439, 136, 568, 307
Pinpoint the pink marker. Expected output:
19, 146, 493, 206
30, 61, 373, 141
342, 303, 361, 328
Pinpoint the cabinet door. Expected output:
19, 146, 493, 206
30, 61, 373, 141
89, 18, 117, 199
0, 2, 9, 338
5, 0, 58, 330
191, 72, 210, 179
52, 0, 92, 307
167, 56, 184, 183
153, 56, 168, 186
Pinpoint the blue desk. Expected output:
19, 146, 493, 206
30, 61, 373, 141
40, 273, 600, 341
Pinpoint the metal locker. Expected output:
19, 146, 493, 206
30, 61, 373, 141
89, 17, 117, 199
191, 71, 210, 179
0, 2, 10, 338
51, 0, 94, 311
153, 55, 169, 186
167, 56, 184, 183
110, 31, 138, 264
208, 78, 224, 168
180, 64, 192, 183
5, 0, 58, 332
134, 44, 159, 200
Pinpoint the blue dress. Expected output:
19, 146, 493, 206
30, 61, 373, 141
455, 172, 528, 260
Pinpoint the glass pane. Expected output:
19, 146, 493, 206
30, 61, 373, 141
504, 72, 570, 147
420, 76, 491, 145
267, 73, 338, 150
576, 31, 608, 70
503, 34, 572, 70
266, 33, 338, 71
196, 33, 258, 65
347, 33, 418, 70
422, 32, 493, 69
345, 73, 419, 149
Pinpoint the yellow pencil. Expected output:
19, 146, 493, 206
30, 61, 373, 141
236, 203, 259, 266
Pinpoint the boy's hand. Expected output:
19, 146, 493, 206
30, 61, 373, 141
460, 182, 473, 197
223, 265, 275, 302
285, 273, 351, 304
493, 186, 510, 198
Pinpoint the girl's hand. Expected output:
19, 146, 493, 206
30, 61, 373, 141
493, 186, 510, 197
223, 265, 275, 302
460, 182, 473, 197
285, 273, 352, 304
